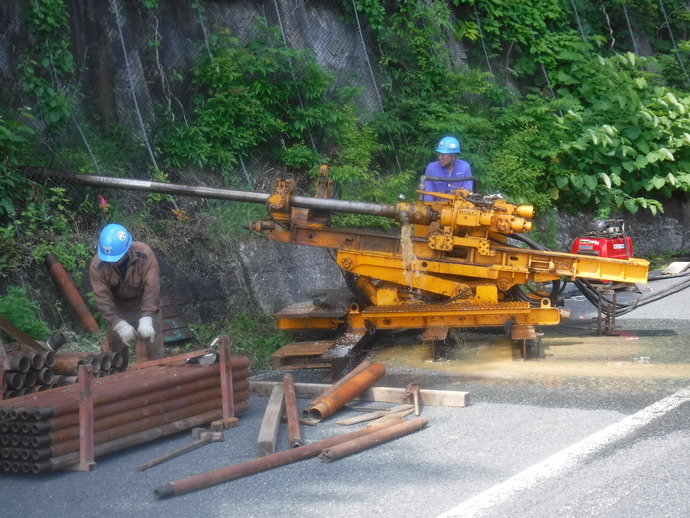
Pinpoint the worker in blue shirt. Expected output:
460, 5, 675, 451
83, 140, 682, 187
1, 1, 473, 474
423, 136, 473, 201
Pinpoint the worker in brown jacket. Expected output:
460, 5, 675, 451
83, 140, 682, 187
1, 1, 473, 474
89, 223, 164, 367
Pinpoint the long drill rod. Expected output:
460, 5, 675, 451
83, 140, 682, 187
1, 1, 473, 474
32, 170, 399, 219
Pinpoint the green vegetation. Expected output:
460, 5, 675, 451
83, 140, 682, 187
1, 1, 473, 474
0, 286, 51, 341
187, 312, 290, 371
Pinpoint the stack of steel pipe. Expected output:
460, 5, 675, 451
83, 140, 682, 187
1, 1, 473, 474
0, 354, 249, 473
52, 351, 124, 385
3, 350, 58, 399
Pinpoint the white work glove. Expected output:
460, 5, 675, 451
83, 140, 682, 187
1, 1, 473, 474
113, 320, 137, 344
138, 316, 155, 342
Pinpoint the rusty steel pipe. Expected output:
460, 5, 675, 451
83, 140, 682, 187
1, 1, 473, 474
3, 365, 250, 427
4, 372, 24, 390
45, 253, 100, 334
38, 350, 56, 368
47, 385, 250, 444
6, 353, 31, 373
282, 373, 302, 448
45, 375, 249, 432
44, 404, 248, 473
319, 417, 429, 462
306, 362, 387, 422
305, 360, 372, 411
48, 396, 226, 457
34, 368, 54, 385
154, 418, 402, 499
1, 357, 249, 416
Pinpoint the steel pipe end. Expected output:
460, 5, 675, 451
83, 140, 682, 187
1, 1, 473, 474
153, 483, 176, 500
307, 406, 325, 422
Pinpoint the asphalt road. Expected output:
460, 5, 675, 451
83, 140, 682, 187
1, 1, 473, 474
2, 273, 689, 518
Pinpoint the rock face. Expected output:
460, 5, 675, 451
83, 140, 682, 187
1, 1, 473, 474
157, 236, 345, 325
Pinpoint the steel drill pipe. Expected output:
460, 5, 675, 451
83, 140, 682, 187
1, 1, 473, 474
154, 418, 403, 499
34, 368, 54, 385
48, 396, 226, 457
4, 372, 24, 390
2, 405, 234, 473
305, 360, 372, 411
305, 362, 387, 422
22, 370, 37, 388
6, 354, 31, 373
1, 374, 249, 447
7, 351, 44, 371
45, 253, 100, 334
45, 375, 249, 432
47, 386, 250, 444
48, 396, 250, 461
38, 350, 57, 368
283, 373, 302, 448
3, 364, 249, 424
46, 385, 229, 443
1, 357, 249, 416
52, 353, 96, 376
34, 171, 401, 220
44, 405, 247, 473
319, 417, 429, 462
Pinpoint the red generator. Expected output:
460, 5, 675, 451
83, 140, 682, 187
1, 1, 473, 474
571, 219, 634, 259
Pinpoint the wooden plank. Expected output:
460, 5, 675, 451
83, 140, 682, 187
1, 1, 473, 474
271, 340, 335, 370
335, 404, 413, 426
257, 384, 285, 457
249, 381, 469, 408
661, 261, 690, 275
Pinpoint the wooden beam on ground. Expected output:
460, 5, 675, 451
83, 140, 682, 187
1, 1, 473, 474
249, 381, 469, 408
257, 384, 285, 457
335, 404, 413, 426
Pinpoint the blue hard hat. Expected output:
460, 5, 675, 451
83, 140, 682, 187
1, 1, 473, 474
436, 136, 461, 154
98, 223, 132, 262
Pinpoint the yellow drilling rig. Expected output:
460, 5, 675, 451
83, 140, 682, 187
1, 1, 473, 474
43, 169, 649, 367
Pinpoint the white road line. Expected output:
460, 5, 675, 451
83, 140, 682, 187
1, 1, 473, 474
437, 387, 690, 518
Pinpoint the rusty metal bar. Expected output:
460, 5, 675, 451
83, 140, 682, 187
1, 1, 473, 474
319, 417, 428, 462
282, 373, 302, 448
305, 362, 386, 422
219, 336, 235, 420
76, 364, 95, 471
46, 404, 248, 472
154, 418, 402, 499
47, 376, 249, 432
48, 387, 250, 445
2, 357, 250, 415
45, 253, 99, 334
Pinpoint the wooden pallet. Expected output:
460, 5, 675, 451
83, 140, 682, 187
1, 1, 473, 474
271, 340, 336, 370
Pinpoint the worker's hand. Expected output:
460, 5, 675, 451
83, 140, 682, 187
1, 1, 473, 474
113, 320, 137, 344
138, 316, 155, 342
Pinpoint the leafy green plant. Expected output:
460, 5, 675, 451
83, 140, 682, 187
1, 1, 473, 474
163, 17, 358, 180
0, 111, 36, 220
0, 286, 51, 341
19, 0, 75, 130
494, 52, 690, 215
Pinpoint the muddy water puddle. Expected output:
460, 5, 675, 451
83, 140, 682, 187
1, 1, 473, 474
371, 327, 690, 392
